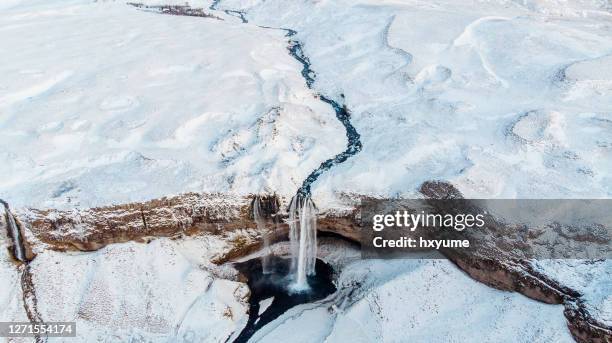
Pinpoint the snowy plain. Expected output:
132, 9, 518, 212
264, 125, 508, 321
216, 0, 612, 207
0, 0, 345, 209
1, 0, 611, 207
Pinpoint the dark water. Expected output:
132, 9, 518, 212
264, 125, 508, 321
209, 0, 248, 23
210, 0, 363, 198
288, 42, 316, 88
285, 41, 363, 197
225, 10, 248, 23
208, 0, 221, 10
232, 256, 336, 343
296, 93, 363, 196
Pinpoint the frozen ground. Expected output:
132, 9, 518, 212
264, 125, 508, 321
0, 0, 344, 209
208, 1, 612, 330
1, 0, 611, 342
531, 259, 612, 326
4, 1, 609, 210
247, 240, 575, 343
0, 236, 250, 343
218, 0, 612, 208
0, 236, 577, 343
253, 261, 573, 343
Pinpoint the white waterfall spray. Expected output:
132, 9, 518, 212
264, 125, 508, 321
288, 195, 317, 291
2, 201, 26, 262
253, 196, 272, 274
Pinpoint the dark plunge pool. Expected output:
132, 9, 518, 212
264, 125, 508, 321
232, 256, 336, 343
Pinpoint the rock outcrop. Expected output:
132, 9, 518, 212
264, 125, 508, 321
418, 181, 611, 343
17, 193, 256, 252
4, 184, 610, 343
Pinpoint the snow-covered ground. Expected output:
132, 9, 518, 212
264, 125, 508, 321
0, 236, 250, 343
5, 0, 609, 210
531, 259, 612, 326
248, 239, 575, 343
214, 0, 612, 207
0, 236, 576, 343
256, 261, 573, 343
1, 0, 611, 342
0, 0, 344, 209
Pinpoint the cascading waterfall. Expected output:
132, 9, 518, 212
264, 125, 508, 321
1, 200, 26, 262
288, 195, 317, 291
253, 196, 272, 274
203, 0, 361, 295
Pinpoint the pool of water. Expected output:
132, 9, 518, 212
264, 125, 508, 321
232, 256, 336, 342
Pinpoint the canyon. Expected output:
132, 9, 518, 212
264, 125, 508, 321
1, 180, 610, 342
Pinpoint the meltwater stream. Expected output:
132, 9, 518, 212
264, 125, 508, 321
287, 195, 317, 291
1, 199, 26, 262
209, 0, 248, 23
253, 196, 273, 274
286, 35, 363, 197
211, 1, 363, 199
150, 2, 363, 340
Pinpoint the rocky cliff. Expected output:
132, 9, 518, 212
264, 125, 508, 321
3, 182, 610, 342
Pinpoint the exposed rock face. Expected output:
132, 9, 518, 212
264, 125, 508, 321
4, 184, 611, 343
318, 213, 360, 242
418, 181, 611, 343
12, 193, 293, 266
565, 300, 612, 343
19, 193, 257, 252
419, 180, 464, 200
1, 200, 36, 262
127, 2, 223, 20
1, 200, 45, 343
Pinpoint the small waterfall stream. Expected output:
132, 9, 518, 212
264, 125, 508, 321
131, 3, 363, 339
1, 200, 42, 342
208, 0, 362, 292
287, 195, 317, 291
1, 200, 26, 262
252, 196, 272, 274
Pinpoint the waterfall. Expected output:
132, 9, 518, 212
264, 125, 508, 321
288, 195, 317, 291
253, 196, 272, 274
1, 201, 26, 262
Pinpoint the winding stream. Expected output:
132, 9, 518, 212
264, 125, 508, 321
139, 2, 363, 340
210, 1, 248, 24
297, 94, 362, 196
285, 33, 363, 196
206, 3, 361, 340
210, 0, 362, 197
